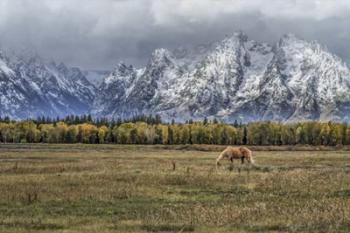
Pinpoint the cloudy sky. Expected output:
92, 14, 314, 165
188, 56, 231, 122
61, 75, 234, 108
1, 0, 350, 70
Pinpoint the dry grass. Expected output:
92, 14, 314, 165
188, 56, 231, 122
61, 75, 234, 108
0, 144, 350, 232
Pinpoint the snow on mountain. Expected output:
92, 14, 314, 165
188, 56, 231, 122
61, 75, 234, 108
276, 34, 350, 121
92, 32, 350, 122
0, 49, 96, 119
2, 32, 350, 122
91, 63, 140, 118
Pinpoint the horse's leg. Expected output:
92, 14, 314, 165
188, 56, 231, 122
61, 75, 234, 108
225, 157, 232, 172
241, 156, 245, 164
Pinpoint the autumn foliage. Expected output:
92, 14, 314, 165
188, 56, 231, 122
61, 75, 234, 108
0, 116, 348, 145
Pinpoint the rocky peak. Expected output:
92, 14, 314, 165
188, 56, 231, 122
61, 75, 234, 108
112, 62, 135, 76
149, 48, 175, 69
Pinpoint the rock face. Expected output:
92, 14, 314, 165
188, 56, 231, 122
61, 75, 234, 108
83, 70, 109, 88
0, 50, 96, 119
92, 32, 350, 122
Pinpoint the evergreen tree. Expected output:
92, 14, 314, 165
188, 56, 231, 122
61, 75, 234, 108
203, 117, 208, 125
167, 126, 174, 144
242, 126, 248, 145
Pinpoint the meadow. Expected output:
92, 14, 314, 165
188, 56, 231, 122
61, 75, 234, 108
0, 144, 349, 232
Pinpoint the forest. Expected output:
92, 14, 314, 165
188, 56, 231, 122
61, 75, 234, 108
0, 115, 348, 146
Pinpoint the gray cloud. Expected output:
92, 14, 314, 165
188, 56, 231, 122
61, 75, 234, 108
0, 0, 350, 70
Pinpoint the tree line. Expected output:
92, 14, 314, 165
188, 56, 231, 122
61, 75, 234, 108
0, 116, 349, 146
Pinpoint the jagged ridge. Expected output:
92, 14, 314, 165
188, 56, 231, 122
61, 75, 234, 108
92, 32, 350, 122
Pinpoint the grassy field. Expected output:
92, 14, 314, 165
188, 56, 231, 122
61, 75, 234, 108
0, 144, 350, 233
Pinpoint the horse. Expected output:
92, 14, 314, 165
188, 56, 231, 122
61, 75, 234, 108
216, 146, 254, 170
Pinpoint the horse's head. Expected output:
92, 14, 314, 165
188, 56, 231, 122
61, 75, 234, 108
247, 154, 255, 164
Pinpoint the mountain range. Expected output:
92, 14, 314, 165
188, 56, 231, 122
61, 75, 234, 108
2, 32, 350, 122
0, 50, 96, 119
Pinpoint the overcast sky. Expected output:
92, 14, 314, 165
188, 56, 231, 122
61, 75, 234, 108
1, 0, 350, 70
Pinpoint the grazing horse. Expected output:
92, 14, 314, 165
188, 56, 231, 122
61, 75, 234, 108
216, 146, 254, 169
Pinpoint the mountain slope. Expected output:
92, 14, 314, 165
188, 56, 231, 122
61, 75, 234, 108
0, 50, 96, 119
92, 32, 350, 122
236, 34, 350, 122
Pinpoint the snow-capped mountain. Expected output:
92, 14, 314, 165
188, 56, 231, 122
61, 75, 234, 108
92, 32, 350, 122
0, 50, 96, 119
2, 32, 350, 122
